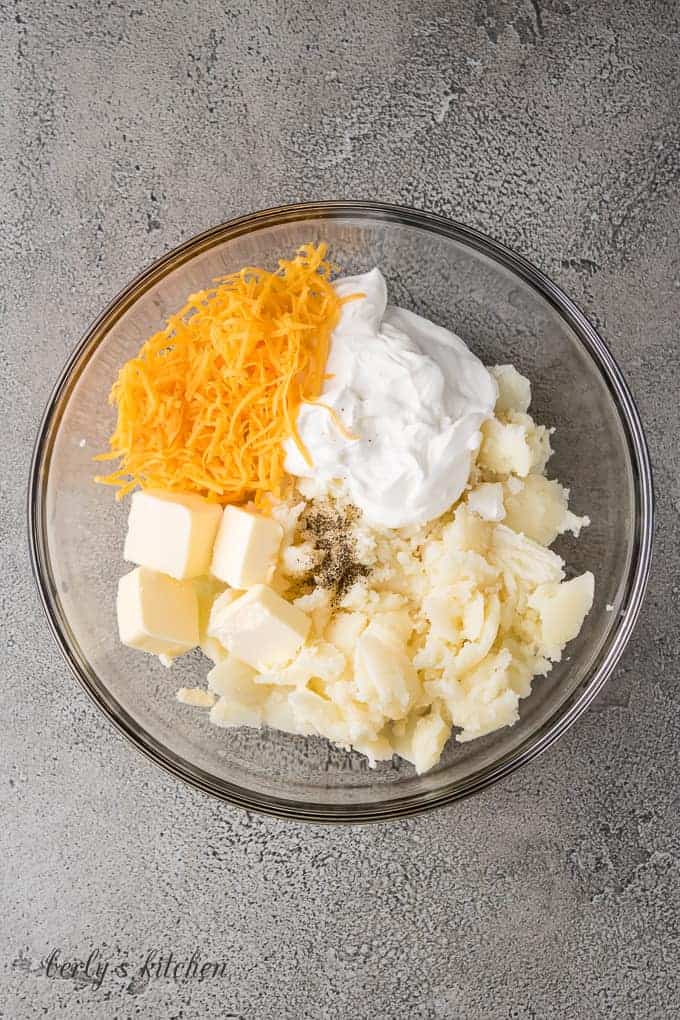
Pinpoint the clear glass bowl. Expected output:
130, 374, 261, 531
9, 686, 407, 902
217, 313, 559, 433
28, 202, 653, 822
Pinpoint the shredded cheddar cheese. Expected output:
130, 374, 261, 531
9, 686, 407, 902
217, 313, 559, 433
95, 243, 345, 506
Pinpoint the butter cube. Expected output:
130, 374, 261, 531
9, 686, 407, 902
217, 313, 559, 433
207, 583, 310, 671
124, 489, 222, 580
117, 567, 199, 658
210, 506, 283, 588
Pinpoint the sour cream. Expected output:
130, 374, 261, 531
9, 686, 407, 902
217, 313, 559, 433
283, 269, 497, 528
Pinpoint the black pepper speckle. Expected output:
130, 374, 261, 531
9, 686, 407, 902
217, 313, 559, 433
299, 500, 370, 603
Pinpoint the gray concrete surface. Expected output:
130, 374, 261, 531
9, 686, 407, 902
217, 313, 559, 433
2, 0, 679, 1016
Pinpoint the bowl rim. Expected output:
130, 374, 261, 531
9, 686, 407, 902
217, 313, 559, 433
28, 200, 654, 823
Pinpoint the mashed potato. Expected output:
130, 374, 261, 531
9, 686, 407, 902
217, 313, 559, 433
189, 365, 593, 773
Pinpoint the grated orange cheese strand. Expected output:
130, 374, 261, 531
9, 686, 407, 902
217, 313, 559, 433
95, 242, 342, 506
309, 401, 360, 441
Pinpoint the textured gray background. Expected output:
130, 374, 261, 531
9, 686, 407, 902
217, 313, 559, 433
2, 1, 679, 1017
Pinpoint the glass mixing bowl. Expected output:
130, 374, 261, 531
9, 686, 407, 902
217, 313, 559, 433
28, 202, 653, 822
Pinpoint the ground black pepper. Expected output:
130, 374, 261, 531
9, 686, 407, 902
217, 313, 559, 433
300, 500, 370, 602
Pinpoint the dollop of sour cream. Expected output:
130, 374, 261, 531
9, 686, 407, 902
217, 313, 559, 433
284, 269, 497, 529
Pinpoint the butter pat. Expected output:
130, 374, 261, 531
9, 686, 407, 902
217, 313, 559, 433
207, 583, 310, 671
117, 567, 198, 657
211, 506, 283, 588
124, 489, 222, 580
